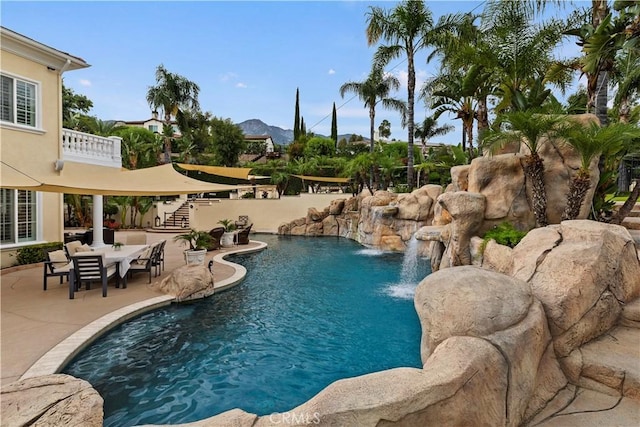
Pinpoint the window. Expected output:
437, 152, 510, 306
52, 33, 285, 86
1, 74, 37, 127
148, 124, 158, 133
0, 189, 37, 244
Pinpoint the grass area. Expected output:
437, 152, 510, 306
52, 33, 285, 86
607, 193, 630, 202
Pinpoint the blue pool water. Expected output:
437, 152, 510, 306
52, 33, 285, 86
63, 235, 431, 426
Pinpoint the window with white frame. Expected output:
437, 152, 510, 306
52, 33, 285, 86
148, 124, 158, 132
1, 74, 38, 127
0, 189, 37, 244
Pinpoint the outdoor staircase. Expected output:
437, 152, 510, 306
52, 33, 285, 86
150, 201, 190, 233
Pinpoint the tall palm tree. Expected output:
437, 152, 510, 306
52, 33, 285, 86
414, 116, 454, 153
483, 110, 572, 227
366, 0, 436, 190
422, 71, 477, 156
146, 64, 200, 164
562, 121, 640, 220
340, 67, 405, 190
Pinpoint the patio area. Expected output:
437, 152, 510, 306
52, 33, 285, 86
0, 230, 265, 385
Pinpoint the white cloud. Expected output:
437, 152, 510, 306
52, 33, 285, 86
236, 82, 247, 88
79, 79, 92, 87
219, 72, 238, 82
328, 69, 336, 75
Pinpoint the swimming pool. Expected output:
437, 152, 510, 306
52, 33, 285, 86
63, 235, 431, 426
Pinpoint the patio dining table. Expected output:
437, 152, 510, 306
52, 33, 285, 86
68, 244, 149, 299
90, 244, 149, 278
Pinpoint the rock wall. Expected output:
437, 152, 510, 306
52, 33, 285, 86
280, 115, 599, 265
278, 185, 443, 256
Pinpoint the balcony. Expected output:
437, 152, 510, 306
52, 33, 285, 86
62, 129, 122, 168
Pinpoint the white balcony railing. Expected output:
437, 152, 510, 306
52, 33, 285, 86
62, 128, 122, 168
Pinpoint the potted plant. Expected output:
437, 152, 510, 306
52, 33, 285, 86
112, 241, 124, 251
218, 219, 237, 247
173, 229, 212, 265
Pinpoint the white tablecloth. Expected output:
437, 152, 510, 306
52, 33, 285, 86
92, 245, 149, 277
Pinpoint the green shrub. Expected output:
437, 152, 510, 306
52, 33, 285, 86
393, 184, 412, 193
14, 242, 64, 265
483, 222, 527, 249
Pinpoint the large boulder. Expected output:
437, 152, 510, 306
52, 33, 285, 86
468, 153, 534, 233
510, 220, 640, 357
1, 374, 103, 427
151, 264, 215, 301
415, 266, 567, 425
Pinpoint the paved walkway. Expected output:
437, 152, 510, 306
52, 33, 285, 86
0, 231, 265, 386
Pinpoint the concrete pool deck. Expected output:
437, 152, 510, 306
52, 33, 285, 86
0, 231, 266, 386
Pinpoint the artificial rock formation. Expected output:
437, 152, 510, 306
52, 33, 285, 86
151, 264, 215, 302
280, 117, 598, 267
278, 185, 443, 256
191, 222, 637, 427
0, 374, 103, 427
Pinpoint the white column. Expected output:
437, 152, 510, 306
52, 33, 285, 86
92, 195, 105, 247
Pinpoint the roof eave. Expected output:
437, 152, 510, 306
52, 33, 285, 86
1, 26, 90, 72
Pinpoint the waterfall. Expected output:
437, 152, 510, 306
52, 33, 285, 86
400, 236, 420, 285
384, 235, 422, 300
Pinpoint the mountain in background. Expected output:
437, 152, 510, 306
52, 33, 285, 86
236, 119, 367, 146
237, 119, 294, 146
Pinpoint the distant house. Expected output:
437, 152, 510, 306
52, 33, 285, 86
115, 111, 181, 136
244, 135, 275, 154
240, 135, 280, 164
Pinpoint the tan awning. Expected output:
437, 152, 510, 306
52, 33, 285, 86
1, 162, 248, 195
176, 163, 253, 180
292, 175, 351, 183
0, 161, 42, 188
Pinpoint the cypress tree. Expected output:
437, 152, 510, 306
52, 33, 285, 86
301, 116, 306, 136
331, 102, 338, 145
293, 88, 300, 141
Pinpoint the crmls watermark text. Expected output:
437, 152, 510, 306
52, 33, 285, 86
269, 411, 321, 425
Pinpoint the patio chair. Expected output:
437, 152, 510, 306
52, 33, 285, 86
234, 223, 252, 245
128, 244, 158, 284
43, 249, 72, 291
151, 240, 166, 276
235, 215, 249, 229
69, 252, 119, 299
64, 240, 84, 258
126, 233, 147, 245
208, 227, 225, 251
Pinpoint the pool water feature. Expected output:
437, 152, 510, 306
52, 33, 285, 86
63, 235, 431, 426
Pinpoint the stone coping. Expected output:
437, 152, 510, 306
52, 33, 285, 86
19, 241, 267, 380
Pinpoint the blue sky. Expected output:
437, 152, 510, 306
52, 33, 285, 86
2, 0, 585, 144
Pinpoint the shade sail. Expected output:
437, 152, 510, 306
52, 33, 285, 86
176, 163, 253, 180
292, 175, 351, 183
1, 162, 248, 195
0, 161, 42, 188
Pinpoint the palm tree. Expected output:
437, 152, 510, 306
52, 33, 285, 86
414, 116, 454, 154
483, 110, 572, 227
366, 0, 436, 190
339, 67, 405, 190
562, 122, 640, 220
422, 71, 476, 156
146, 64, 200, 164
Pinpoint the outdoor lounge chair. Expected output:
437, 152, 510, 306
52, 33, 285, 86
235, 215, 249, 229
208, 227, 225, 251
43, 249, 71, 291
234, 223, 252, 245
69, 252, 119, 299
